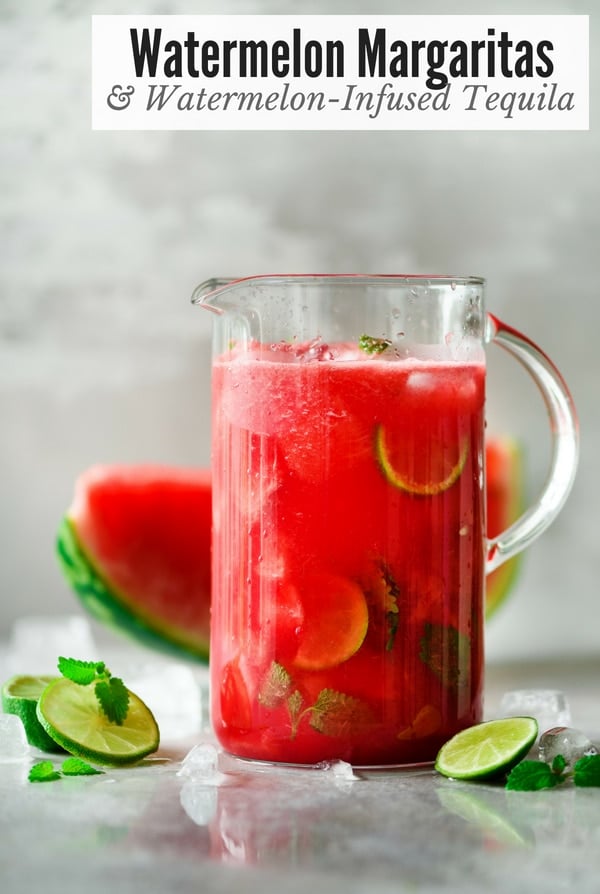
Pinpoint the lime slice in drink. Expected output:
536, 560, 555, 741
375, 424, 468, 496
2, 675, 64, 752
36, 677, 160, 765
293, 572, 369, 670
435, 717, 538, 780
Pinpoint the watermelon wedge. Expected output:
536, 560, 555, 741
56, 439, 522, 663
485, 436, 524, 618
57, 466, 211, 662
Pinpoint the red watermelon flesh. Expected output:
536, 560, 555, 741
59, 466, 211, 661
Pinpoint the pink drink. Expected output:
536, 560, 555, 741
211, 342, 486, 765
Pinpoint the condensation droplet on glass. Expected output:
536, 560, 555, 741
451, 281, 457, 291
445, 333, 453, 345
459, 525, 469, 536
396, 331, 405, 339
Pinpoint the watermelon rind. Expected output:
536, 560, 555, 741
56, 517, 209, 663
485, 437, 524, 620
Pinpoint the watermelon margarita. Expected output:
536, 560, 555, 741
211, 340, 486, 765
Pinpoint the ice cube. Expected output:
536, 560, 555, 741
0, 714, 30, 762
538, 727, 598, 768
406, 371, 437, 395
498, 689, 571, 735
179, 781, 218, 826
177, 743, 225, 782
315, 759, 358, 781
7, 615, 97, 674
127, 662, 203, 740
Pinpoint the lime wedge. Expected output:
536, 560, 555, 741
435, 717, 538, 780
293, 572, 369, 670
375, 424, 468, 496
36, 677, 159, 765
2, 675, 64, 752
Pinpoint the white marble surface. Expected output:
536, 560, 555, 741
2, 650, 600, 894
1, 0, 599, 664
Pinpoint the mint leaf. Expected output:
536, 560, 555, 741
58, 657, 102, 686
28, 757, 104, 782
359, 334, 391, 355
94, 676, 129, 725
29, 761, 61, 783
419, 623, 470, 690
573, 754, 600, 787
362, 561, 400, 652
551, 754, 567, 775
258, 661, 293, 709
288, 690, 305, 738
61, 757, 104, 777
309, 688, 371, 737
506, 760, 565, 791
58, 656, 130, 724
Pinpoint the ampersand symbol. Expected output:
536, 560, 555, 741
106, 85, 135, 111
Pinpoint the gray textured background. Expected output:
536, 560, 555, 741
1, 0, 597, 662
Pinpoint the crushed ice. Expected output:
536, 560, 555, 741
314, 759, 358, 781
0, 714, 30, 762
126, 661, 205, 740
498, 688, 571, 735
6, 614, 98, 674
177, 743, 226, 784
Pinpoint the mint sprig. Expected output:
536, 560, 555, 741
28, 761, 62, 783
257, 661, 371, 739
506, 760, 565, 791
57, 656, 130, 725
506, 753, 600, 791
57, 657, 102, 685
94, 677, 130, 725
61, 757, 104, 777
419, 623, 470, 691
29, 757, 104, 783
309, 688, 371, 737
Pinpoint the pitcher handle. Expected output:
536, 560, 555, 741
485, 314, 579, 574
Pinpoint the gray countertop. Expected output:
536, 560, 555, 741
2, 654, 600, 894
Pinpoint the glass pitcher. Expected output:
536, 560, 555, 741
194, 274, 578, 767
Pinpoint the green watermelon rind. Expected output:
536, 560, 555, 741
485, 553, 522, 620
56, 516, 209, 664
485, 438, 524, 620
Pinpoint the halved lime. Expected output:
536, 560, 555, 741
375, 424, 468, 496
2, 675, 64, 752
36, 677, 159, 765
435, 717, 538, 780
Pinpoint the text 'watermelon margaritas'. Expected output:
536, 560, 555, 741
211, 339, 486, 766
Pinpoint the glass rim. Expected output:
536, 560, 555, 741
192, 273, 486, 305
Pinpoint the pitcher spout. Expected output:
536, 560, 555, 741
191, 278, 237, 314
